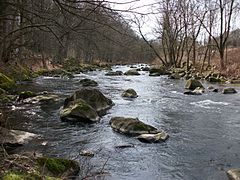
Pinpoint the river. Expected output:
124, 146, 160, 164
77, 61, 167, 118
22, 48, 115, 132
4, 65, 240, 180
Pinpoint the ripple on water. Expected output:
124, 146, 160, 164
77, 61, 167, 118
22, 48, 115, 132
190, 99, 230, 109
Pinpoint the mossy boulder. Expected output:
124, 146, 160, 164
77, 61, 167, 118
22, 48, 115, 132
105, 71, 123, 76
79, 78, 98, 87
109, 117, 159, 136
121, 89, 138, 98
185, 78, 204, 90
60, 99, 99, 123
64, 88, 114, 115
149, 66, 170, 76
223, 88, 237, 94
18, 91, 37, 101
124, 69, 140, 76
0, 72, 15, 91
227, 168, 240, 180
37, 157, 80, 177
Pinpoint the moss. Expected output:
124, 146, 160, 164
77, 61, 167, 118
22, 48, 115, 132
3, 171, 41, 180
37, 157, 79, 176
0, 72, 15, 91
0, 87, 6, 95
3, 171, 61, 180
19, 91, 37, 100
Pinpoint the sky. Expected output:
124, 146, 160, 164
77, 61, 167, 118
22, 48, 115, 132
108, 0, 158, 39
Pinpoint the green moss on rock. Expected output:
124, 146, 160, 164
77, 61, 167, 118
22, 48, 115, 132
37, 157, 80, 177
0, 72, 15, 91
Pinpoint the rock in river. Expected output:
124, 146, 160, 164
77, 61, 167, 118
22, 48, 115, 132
105, 71, 123, 76
227, 168, 240, 180
60, 99, 99, 123
122, 89, 138, 98
109, 117, 159, 136
223, 88, 237, 94
64, 88, 114, 115
124, 69, 140, 76
137, 132, 169, 143
0, 127, 37, 151
23, 94, 59, 104
185, 78, 204, 90
79, 78, 98, 87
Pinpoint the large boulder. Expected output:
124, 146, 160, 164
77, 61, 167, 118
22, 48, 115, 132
79, 78, 98, 87
105, 71, 123, 76
0, 72, 15, 91
137, 132, 169, 143
124, 69, 140, 76
149, 66, 170, 76
227, 169, 240, 180
122, 89, 138, 98
223, 88, 237, 94
60, 99, 99, 123
64, 88, 114, 115
109, 117, 159, 136
185, 78, 204, 90
0, 127, 37, 151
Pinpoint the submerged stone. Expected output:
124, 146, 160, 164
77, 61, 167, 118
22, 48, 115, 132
79, 78, 98, 87
122, 89, 138, 98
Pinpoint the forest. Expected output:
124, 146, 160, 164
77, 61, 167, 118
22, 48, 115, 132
0, 0, 240, 180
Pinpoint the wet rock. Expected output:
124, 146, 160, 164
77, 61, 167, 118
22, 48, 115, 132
79, 78, 98, 87
0, 72, 15, 91
227, 168, 240, 180
122, 89, 138, 98
208, 76, 222, 83
60, 99, 99, 123
184, 91, 202, 95
64, 88, 114, 116
141, 67, 150, 71
23, 94, 59, 104
109, 117, 159, 136
124, 69, 140, 76
149, 66, 170, 76
0, 127, 37, 151
230, 79, 240, 84
223, 88, 237, 94
80, 150, 94, 157
185, 78, 204, 90
105, 71, 123, 76
18, 91, 37, 101
137, 132, 169, 143
115, 144, 135, 149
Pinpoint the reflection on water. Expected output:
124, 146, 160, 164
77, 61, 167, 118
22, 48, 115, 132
5, 65, 240, 180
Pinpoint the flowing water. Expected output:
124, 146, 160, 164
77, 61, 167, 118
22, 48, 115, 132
4, 65, 240, 180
